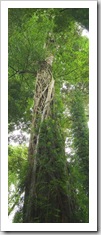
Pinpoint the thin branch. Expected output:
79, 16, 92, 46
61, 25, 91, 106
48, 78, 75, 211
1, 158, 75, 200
56, 68, 78, 79
18, 70, 35, 74
9, 65, 19, 72
9, 71, 18, 79
9, 69, 36, 79
60, 9, 68, 13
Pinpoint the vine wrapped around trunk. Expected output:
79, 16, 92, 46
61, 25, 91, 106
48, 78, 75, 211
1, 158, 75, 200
23, 60, 55, 222
23, 57, 74, 223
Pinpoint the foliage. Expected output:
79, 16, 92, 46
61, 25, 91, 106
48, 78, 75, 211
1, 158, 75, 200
8, 8, 89, 223
8, 145, 28, 216
70, 89, 89, 194
8, 8, 89, 134
67, 89, 89, 222
54, 8, 89, 32
13, 207, 23, 223
8, 9, 54, 132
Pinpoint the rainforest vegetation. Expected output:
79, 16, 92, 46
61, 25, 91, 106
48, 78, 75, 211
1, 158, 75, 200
8, 8, 89, 223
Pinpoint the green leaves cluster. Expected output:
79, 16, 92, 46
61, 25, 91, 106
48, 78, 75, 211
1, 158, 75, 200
8, 145, 28, 216
8, 8, 89, 133
67, 89, 89, 222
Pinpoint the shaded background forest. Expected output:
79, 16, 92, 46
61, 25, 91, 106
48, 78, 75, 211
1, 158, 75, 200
8, 8, 89, 223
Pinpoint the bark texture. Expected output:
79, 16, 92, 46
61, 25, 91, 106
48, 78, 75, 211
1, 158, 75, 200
23, 60, 54, 222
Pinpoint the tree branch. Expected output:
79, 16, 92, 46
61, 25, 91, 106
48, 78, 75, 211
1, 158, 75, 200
9, 68, 36, 79
9, 65, 19, 72
9, 71, 18, 78
56, 68, 78, 79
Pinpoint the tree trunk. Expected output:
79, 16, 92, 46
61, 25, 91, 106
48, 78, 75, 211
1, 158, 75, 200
23, 60, 54, 222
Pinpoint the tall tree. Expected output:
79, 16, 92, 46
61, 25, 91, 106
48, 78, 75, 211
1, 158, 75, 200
8, 8, 89, 223
23, 57, 55, 222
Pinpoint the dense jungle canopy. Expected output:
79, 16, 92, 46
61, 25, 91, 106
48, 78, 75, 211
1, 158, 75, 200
8, 8, 89, 223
